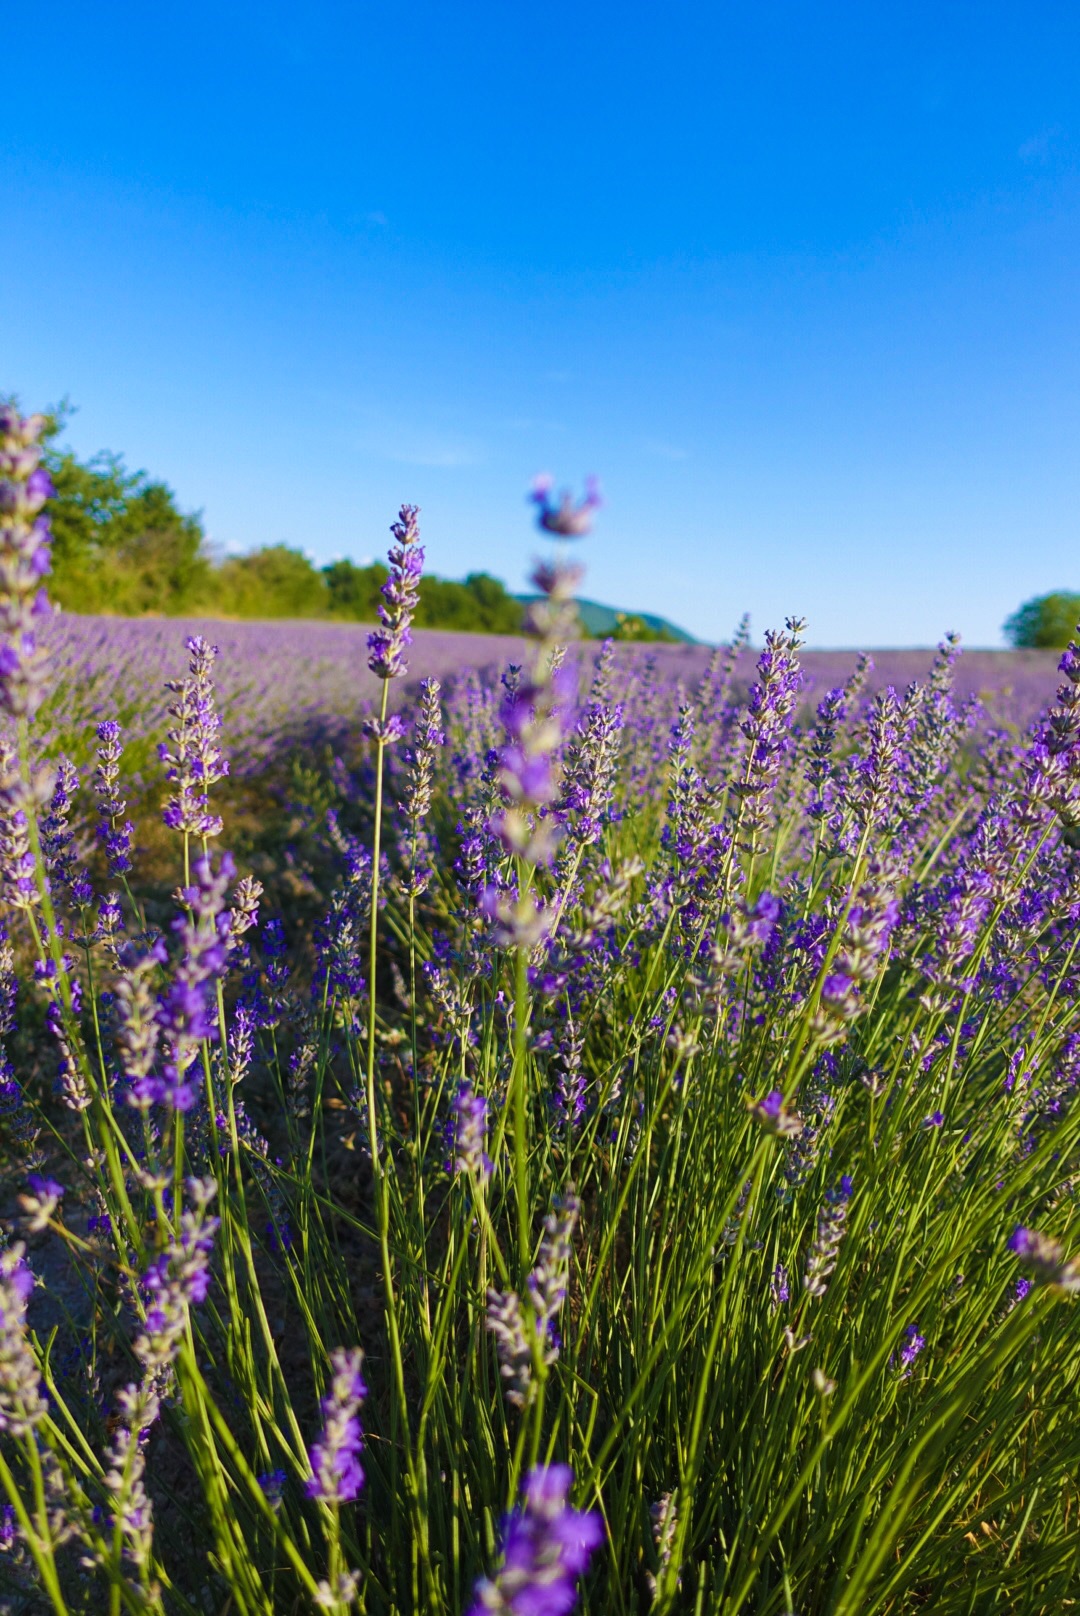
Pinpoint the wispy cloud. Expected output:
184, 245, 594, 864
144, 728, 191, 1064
644, 439, 690, 462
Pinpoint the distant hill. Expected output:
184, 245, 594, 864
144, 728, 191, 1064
515, 594, 697, 643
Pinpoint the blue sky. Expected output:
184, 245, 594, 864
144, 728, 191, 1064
4, 1, 1079, 645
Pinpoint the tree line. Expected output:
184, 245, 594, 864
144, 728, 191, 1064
38, 408, 524, 631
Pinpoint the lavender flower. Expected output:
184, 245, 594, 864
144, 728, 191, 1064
397, 676, 444, 899
40, 761, 91, 904
159, 636, 229, 837
751, 1089, 804, 1139
487, 1192, 580, 1405
447, 1081, 493, 1178
551, 1021, 586, 1133
528, 474, 602, 538
468, 1464, 603, 1616
101, 1381, 159, 1572
367, 505, 423, 679
95, 720, 134, 876
0, 405, 54, 718
730, 618, 805, 857
1007, 1226, 1080, 1291
484, 481, 598, 947
134, 851, 234, 1111
803, 1178, 853, 1299
306, 1348, 367, 1504
526, 1191, 581, 1329
645, 1490, 679, 1602
896, 1324, 926, 1377
485, 1291, 533, 1408
257, 1468, 288, 1508
0, 1243, 46, 1435
134, 1181, 220, 1373
18, 1173, 64, 1232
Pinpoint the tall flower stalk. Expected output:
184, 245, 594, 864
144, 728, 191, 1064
485, 476, 599, 1272
362, 502, 426, 1580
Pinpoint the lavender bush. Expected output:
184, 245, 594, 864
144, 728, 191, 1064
0, 406, 1077, 1614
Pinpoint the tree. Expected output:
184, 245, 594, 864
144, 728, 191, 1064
414, 572, 522, 633
1003, 592, 1080, 649
322, 558, 390, 620
215, 545, 329, 618
39, 405, 210, 614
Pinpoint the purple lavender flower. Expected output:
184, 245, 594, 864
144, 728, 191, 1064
751, 1089, 804, 1138
0, 1243, 46, 1435
468, 1464, 604, 1616
95, 720, 134, 876
897, 1324, 926, 1376
488, 1192, 580, 1406
101, 1381, 159, 1571
159, 636, 229, 837
528, 474, 602, 538
803, 1178, 853, 1299
0, 405, 54, 718
730, 618, 805, 857
306, 1347, 367, 1504
1007, 1226, 1080, 1291
396, 677, 444, 900
367, 505, 423, 679
18, 1173, 64, 1231
447, 1081, 493, 1179
134, 1180, 220, 1372
258, 1468, 288, 1508
132, 851, 234, 1112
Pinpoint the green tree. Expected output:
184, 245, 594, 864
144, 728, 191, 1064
1003, 591, 1080, 649
214, 545, 329, 618
611, 610, 677, 643
322, 558, 390, 619
39, 406, 210, 614
415, 572, 522, 633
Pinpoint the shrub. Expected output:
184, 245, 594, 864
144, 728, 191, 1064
214, 543, 330, 618
1004, 590, 1080, 648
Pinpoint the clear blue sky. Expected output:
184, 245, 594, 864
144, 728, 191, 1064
5, 1, 1079, 645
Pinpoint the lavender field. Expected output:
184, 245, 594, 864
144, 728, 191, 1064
39, 611, 1063, 772
2, 412, 1080, 1616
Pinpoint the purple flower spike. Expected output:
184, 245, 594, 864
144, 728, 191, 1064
897, 1323, 926, 1377
0, 408, 54, 718
447, 1081, 493, 1179
469, 1463, 603, 1616
306, 1347, 367, 1504
1008, 1226, 1080, 1291
529, 474, 602, 539
367, 504, 423, 679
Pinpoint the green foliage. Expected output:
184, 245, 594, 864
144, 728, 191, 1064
38, 411, 526, 632
323, 557, 389, 620
1004, 591, 1080, 649
322, 559, 523, 631
415, 571, 523, 633
42, 410, 211, 614
216, 544, 330, 618
610, 610, 678, 643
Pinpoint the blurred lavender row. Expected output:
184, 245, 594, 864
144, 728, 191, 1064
35, 613, 1058, 776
